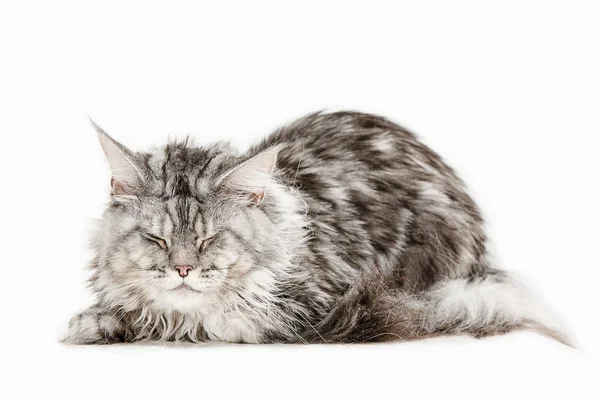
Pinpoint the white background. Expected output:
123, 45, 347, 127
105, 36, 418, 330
1, 1, 598, 399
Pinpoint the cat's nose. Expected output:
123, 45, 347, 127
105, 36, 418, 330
174, 265, 193, 278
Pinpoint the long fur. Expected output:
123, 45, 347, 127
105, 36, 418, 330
62, 111, 571, 346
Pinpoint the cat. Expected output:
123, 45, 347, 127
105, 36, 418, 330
62, 111, 570, 345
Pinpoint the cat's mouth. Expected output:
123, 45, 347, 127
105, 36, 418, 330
171, 283, 202, 294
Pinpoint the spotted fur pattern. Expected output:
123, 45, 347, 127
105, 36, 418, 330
63, 111, 570, 345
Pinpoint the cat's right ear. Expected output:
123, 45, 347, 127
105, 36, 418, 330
92, 121, 144, 196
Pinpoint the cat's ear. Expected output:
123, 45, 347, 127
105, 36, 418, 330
216, 145, 283, 205
92, 121, 144, 196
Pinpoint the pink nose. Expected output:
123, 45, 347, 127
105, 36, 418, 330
174, 265, 193, 278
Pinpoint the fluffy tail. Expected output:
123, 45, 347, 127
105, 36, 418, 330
423, 272, 573, 346
306, 271, 573, 346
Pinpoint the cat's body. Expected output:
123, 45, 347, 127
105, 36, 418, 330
64, 112, 569, 345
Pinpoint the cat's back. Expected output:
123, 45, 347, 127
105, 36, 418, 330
254, 111, 475, 214
250, 111, 488, 289
257, 111, 430, 176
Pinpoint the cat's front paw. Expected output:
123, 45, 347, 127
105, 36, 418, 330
61, 309, 122, 345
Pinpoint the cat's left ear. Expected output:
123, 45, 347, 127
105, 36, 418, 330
216, 145, 284, 205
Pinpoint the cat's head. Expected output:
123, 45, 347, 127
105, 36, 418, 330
90, 125, 305, 316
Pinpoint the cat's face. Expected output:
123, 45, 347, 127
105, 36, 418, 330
92, 126, 285, 315
99, 196, 281, 314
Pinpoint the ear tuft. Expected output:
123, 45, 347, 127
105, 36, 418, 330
91, 120, 144, 195
217, 145, 284, 205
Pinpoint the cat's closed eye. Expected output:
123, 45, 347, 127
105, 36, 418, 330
141, 233, 168, 250
197, 236, 214, 253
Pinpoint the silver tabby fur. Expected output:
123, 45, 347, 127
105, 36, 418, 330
63, 111, 570, 345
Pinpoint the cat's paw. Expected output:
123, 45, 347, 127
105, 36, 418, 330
61, 310, 122, 345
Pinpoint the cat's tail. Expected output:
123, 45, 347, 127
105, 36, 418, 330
306, 270, 574, 346
421, 272, 574, 346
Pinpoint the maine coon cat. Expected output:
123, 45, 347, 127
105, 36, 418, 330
63, 111, 570, 345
